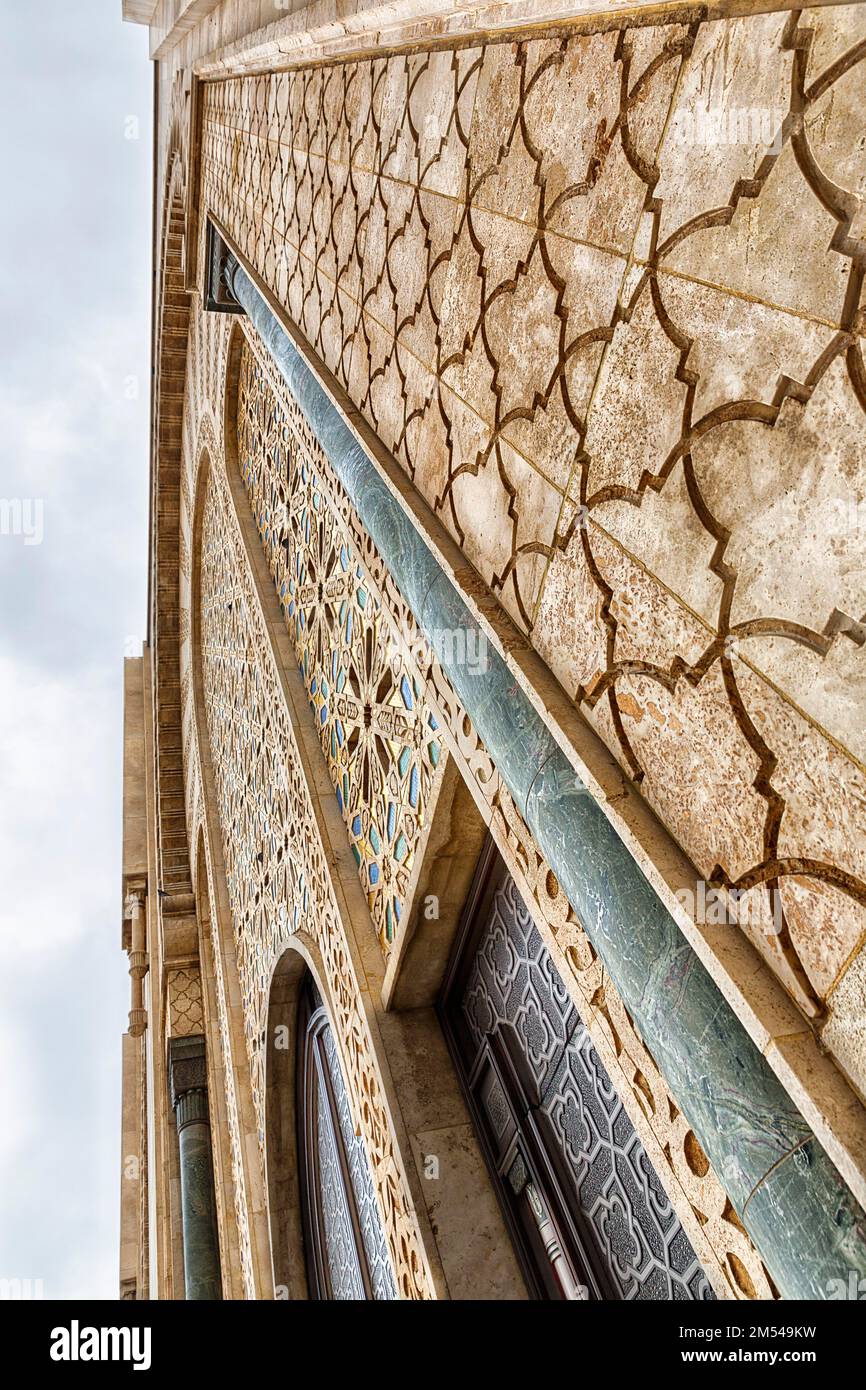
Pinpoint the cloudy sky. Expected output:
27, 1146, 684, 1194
0, 2, 152, 1298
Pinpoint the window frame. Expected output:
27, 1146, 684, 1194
296, 975, 375, 1301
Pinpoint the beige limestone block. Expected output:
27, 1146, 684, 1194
448, 435, 563, 629
801, 57, 866, 244
410, 1126, 528, 1300
590, 461, 725, 634
360, 176, 418, 328
662, 137, 853, 327
612, 663, 767, 883
399, 47, 482, 199
655, 13, 793, 244
412, 372, 492, 515
438, 222, 624, 487
532, 529, 609, 699
824, 943, 866, 1098
691, 355, 866, 641
735, 628, 866, 769
318, 286, 361, 386
496, 234, 624, 481
743, 665, 866, 890
347, 58, 377, 172
525, 25, 689, 255
782, 876, 866, 1000
507, 333, 608, 493
445, 204, 536, 358
595, 526, 710, 670
652, 270, 838, 421
465, 39, 536, 222
583, 282, 687, 501
801, 3, 866, 76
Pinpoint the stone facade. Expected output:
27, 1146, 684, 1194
120, 0, 866, 1301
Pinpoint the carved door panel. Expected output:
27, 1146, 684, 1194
441, 840, 715, 1302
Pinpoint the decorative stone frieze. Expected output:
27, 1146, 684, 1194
198, 6, 866, 1085
178, 288, 777, 1298
127, 0, 866, 1305
167, 966, 205, 1037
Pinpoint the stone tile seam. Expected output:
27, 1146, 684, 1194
202, 108, 853, 336
215, 225, 866, 1117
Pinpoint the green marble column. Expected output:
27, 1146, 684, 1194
225, 253, 866, 1299
168, 1036, 223, 1301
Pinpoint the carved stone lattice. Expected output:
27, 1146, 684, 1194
237, 341, 445, 952
194, 311, 776, 1299
197, 458, 433, 1298
199, 8, 866, 1074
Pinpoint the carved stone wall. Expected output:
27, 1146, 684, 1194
167, 966, 205, 1036
181, 324, 436, 1293
199, 5, 866, 1093
192, 308, 776, 1298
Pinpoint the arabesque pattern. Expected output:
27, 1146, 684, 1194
199, 5, 866, 1085
236, 340, 445, 952
462, 870, 715, 1300
181, 293, 775, 1298
197, 458, 433, 1298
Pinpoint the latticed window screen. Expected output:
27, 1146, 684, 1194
298, 977, 397, 1301
237, 340, 443, 953
449, 848, 715, 1301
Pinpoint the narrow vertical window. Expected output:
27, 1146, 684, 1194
296, 975, 396, 1300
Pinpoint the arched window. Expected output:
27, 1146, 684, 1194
441, 839, 715, 1302
296, 975, 396, 1300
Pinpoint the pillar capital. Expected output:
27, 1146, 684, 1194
168, 1034, 208, 1112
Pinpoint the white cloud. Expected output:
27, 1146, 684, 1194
0, 655, 116, 961
0, 2, 152, 1299
0, 1012, 37, 1192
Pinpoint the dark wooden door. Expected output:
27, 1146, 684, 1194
440, 839, 715, 1301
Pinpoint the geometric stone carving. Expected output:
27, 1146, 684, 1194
237, 340, 446, 954
167, 967, 205, 1039
197, 460, 433, 1297
199, 6, 866, 1068
185, 306, 777, 1298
